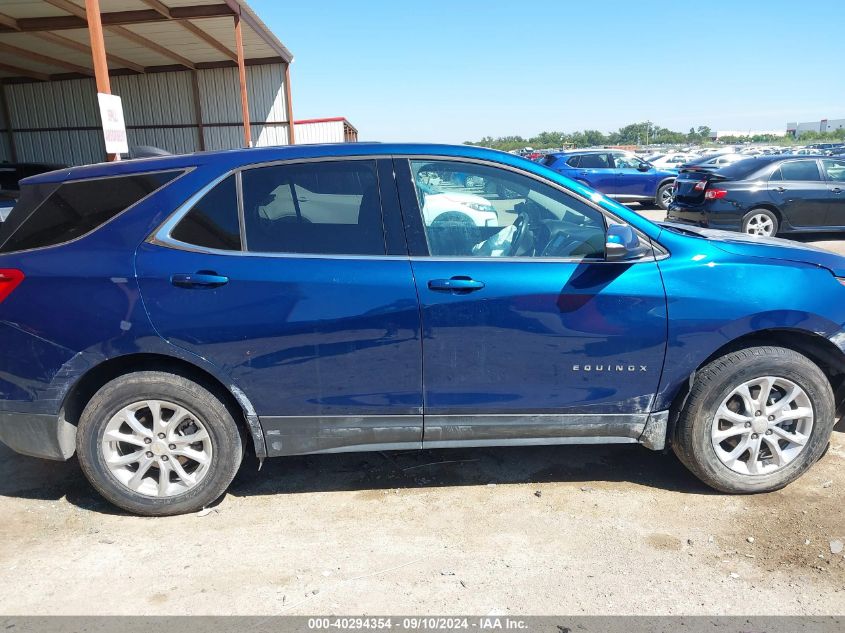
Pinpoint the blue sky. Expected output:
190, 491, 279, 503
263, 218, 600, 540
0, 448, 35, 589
252, 0, 845, 143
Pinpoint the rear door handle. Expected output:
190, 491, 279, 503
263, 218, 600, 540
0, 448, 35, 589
170, 272, 229, 289
774, 186, 787, 193
832, 187, 842, 194
428, 277, 485, 293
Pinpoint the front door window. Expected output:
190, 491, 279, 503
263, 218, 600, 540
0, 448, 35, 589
409, 160, 606, 259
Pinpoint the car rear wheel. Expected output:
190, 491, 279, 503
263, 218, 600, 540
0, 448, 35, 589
76, 371, 243, 516
742, 208, 779, 237
672, 346, 834, 493
655, 183, 674, 210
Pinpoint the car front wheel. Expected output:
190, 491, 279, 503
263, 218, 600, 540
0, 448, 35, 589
76, 371, 243, 516
672, 346, 834, 493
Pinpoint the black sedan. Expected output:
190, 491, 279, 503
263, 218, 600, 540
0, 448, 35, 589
666, 155, 845, 236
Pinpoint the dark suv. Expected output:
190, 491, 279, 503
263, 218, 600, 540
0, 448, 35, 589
668, 156, 845, 236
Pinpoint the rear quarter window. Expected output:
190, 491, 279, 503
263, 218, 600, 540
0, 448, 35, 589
711, 158, 766, 180
0, 170, 182, 253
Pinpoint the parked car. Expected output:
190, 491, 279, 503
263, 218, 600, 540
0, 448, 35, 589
2, 143, 845, 515
648, 153, 698, 170
678, 153, 748, 172
668, 155, 844, 236
0, 163, 66, 224
0, 162, 64, 192
0, 193, 15, 222
542, 149, 677, 209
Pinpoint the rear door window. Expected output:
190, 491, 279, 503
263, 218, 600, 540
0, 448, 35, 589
0, 170, 181, 253
577, 153, 611, 169
565, 155, 581, 168
778, 160, 822, 181
240, 160, 386, 255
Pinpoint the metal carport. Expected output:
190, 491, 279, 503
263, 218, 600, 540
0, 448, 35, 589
0, 0, 295, 165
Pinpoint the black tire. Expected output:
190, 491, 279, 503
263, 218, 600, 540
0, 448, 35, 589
76, 371, 243, 516
655, 182, 674, 210
741, 208, 779, 236
672, 346, 834, 493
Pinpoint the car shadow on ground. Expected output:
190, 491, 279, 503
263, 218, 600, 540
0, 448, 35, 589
2, 425, 842, 516
786, 232, 845, 244
0, 441, 718, 515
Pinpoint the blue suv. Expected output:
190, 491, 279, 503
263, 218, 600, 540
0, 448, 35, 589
0, 143, 843, 515
542, 149, 677, 210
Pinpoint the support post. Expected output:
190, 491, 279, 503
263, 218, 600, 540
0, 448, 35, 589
84, 0, 119, 161
284, 63, 295, 145
233, 14, 251, 148
190, 70, 206, 151
0, 83, 18, 162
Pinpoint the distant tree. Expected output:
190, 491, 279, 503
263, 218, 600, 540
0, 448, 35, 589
463, 122, 754, 151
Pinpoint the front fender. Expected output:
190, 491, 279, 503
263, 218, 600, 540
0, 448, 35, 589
653, 231, 845, 411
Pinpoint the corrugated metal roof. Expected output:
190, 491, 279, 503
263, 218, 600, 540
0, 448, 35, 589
0, 0, 292, 80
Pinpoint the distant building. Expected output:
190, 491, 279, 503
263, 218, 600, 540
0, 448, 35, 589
713, 130, 786, 140
787, 118, 845, 138
294, 118, 359, 144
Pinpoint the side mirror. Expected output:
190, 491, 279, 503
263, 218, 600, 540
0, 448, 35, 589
605, 224, 641, 261
637, 163, 651, 172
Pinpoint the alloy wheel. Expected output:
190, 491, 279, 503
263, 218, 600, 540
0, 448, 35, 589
101, 400, 213, 498
744, 213, 775, 236
711, 376, 813, 475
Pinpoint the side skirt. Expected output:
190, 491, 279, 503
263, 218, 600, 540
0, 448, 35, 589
261, 412, 670, 457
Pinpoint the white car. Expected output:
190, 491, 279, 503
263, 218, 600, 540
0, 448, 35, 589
688, 153, 748, 169
420, 190, 498, 227
648, 153, 698, 170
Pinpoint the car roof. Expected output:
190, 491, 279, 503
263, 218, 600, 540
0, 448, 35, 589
743, 154, 827, 163
554, 149, 617, 155
20, 143, 537, 186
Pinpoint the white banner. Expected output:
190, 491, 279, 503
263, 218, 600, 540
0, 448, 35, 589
97, 92, 129, 155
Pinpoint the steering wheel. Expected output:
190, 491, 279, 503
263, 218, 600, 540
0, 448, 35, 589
509, 212, 530, 256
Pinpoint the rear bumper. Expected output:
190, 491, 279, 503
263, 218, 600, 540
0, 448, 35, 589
666, 204, 743, 231
0, 411, 76, 461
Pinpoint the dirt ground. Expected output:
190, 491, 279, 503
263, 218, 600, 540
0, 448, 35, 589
0, 208, 843, 616
0, 426, 842, 615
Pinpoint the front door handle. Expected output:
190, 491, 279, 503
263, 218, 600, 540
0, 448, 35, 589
832, 187, 842, 194
428, 277, 485, 293
170, 272, 229, 289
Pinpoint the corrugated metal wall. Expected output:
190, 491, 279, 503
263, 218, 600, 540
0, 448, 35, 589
1, 62, 290, 166
198, 64, 289, 150
295, 120, 345, 144
0, 92, 11, 163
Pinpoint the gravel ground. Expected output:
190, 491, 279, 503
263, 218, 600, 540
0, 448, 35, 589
0, 207, 843, 616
